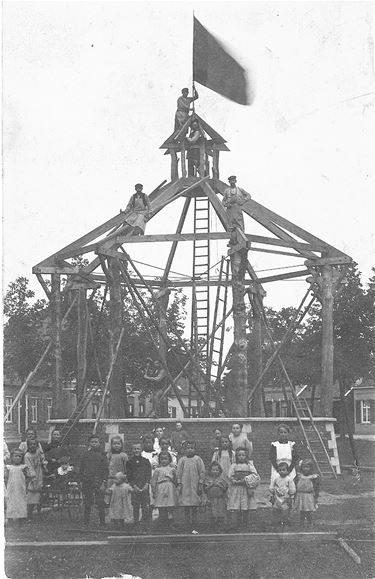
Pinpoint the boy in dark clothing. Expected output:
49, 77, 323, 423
79, 434, 108, 527
127, 442, 151, 528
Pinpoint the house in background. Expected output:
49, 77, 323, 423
4, 374, 53, 443
353, 376, 375, 435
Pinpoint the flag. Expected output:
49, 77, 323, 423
193, 17, 250, 105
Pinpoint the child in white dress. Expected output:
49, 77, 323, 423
211, 435, 235, 480
5, 449, 31, 525
177, 441, 205, 531
227, 447, 260, 529
295, 459, 320, 527
269, 424, 298, 485
151, 452, 177, 528
269, 461, 296, 527
108, 472, 133, 528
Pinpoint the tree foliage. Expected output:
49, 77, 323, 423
4, 277, 48, 382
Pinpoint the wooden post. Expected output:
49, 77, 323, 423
180, 143, 187, 178
155, 287, 170, 417
171, 150, 179, 181
320, 264, 334, 416
199, 142, 205, 177
76, 287, 88, 402
251, 293, 264, 416
108, 258, 126, 417
212, 149, 220, 181
51, 274, 63, 417
229, 248, 248, 416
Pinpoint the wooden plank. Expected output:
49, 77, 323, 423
6, 532, 335, 548
249, 246, 306, 258
337, 538, 361, 564
201, 181, 229, 228
55, 242, 100, 261
305, 256, 352, 266
152, 176, 210, 213
6, 541, 109, 548
33, 266, 80, 275
82, 256, 102, 275
102, 231, 320, 251
108, 531, 336, 545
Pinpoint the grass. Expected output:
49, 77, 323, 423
5, 540, 375, 579
4, 470, 375, 579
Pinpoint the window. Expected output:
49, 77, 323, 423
264, 401, 273, 417
361, 401, 371, 423
168, 406, 177, 418
128, 403, 134, 417
139, 403, 145, 417
31, 398, 38, 423
356, 399, 374, 424
5, 397, 13, 423
280, 401, 289, 418
46, 399, 53, 421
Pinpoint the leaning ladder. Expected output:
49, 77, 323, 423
292, 393, 337, 478
207, 256, 230, 395
250, 294, 337, 479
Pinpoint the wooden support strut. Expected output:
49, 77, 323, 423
116, 260, 189, 417
3, 295, 78, 423
247, 289, 315, 403
249, 295, 337, 477
93, 327, 125, 433
145, 304, 234, 417
116, 251, 207, 404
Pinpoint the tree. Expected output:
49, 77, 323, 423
4, 277, 48, 383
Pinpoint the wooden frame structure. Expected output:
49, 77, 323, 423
31, 112, 352, 420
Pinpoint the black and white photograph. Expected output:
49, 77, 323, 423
2, 1, 374, 578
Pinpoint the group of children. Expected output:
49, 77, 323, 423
4, 422, 320, 531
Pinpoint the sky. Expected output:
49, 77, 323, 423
3, 1, 374, 315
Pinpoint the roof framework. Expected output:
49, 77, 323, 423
31, 112, 352, 423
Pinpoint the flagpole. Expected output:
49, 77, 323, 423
192, 10, 195, 115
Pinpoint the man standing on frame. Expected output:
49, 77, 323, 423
222, 175, 252, 244
174, 87, 199, 131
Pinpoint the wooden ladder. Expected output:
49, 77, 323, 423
292, 393, 337, 478
191, 195, 211, 367
207, 256, 230, 392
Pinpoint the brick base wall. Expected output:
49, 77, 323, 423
49, 417, 340, 477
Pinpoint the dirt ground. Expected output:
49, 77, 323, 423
4, 469, 375, 579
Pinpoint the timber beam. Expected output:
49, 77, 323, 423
96, 231, 324, 252
304, 256, 352, 267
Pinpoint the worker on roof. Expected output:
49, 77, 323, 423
174, 87, 199, 131
186, 119, 205, 177
222, 176, 252, 245
123, 184, 151, 236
